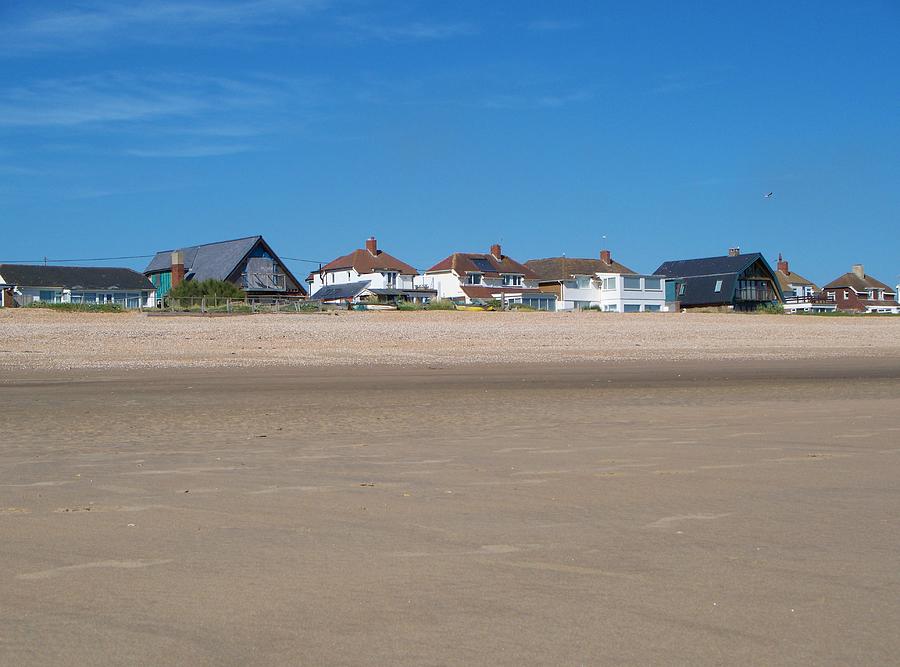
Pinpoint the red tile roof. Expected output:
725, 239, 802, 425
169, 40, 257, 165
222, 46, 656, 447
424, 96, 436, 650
426, 252, 537, 278
319, 248, 418, 277
525, 256, 635, 281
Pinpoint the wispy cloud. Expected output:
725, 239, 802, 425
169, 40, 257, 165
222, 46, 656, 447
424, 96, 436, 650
526, 19, 581, 32
338, 16, 477, 42
0, 72, 287, 127
482, 89, 593, 110
651, 72, 725, 95
0, 0, 331, 55
125, 144, 254, 158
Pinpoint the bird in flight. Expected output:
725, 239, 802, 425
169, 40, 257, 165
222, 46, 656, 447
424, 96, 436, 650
763, 192, 774, 199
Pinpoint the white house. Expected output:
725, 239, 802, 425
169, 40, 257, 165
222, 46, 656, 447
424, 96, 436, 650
0, 265, 156, 309
772, 254, 837, 313
526, 250, 666, 312
422, 244, 555, 308
308, 237, 435, 303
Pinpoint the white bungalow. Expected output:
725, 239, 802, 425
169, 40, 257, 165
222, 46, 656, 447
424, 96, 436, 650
0, 265, 156, 309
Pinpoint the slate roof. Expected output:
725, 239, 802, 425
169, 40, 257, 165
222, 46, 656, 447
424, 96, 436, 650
654, 253, 782, 307
654, 253, 765, 279
308, 281, 371, 301
525, 256, 635, 281
823, 272, 894, 293
0, 264, 154, 290
426, 252, 537, 278
145, 236, 262, 281
319, 248, 418, 277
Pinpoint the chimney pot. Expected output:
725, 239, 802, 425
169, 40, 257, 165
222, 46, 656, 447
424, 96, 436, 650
600, 249, 611, 265
728, 247, 741, 257
366, 237, 377, 255
171, 251, 185, 287
776, 253, 789, 275
852, 264, 865, 279
490, 243, 502, 259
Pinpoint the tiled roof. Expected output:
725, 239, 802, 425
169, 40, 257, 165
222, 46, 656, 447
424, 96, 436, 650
525, 256, 635, 281
775, 269, 818, 292
654, 253, 764, 279
823, 272, 894, 293
0, 264, 154, 290
320, 248, 418, 276
426, 252, 537, 278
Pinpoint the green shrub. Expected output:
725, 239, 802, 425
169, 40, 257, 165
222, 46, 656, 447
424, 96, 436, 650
25, 302, 125, 313
425, 299, 457, 310
755, 303, 785, 314
396, 300, 424, 311
168, 279, 245, 299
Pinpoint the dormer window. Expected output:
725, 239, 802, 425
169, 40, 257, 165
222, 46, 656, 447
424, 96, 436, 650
502, 274, 523, 286
382, 271, 397, 287
465, 273, 482, 285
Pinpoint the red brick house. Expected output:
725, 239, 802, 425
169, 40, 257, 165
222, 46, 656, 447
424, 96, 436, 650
822, 264, 899, 313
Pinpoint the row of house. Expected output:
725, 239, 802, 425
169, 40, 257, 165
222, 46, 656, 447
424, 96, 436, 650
1, 235, 898, 314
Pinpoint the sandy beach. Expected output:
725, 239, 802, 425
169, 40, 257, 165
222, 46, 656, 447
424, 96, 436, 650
2, 312, 900, 664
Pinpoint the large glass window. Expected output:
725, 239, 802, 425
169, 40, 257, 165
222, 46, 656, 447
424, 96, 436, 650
623, 276, 642, 290
645, 304, 661, 312
623, 304, 641, 312
602, 277, 616, 290
502, 274, 523, 286
644, 277, 662, 290
465, 273, 482, 285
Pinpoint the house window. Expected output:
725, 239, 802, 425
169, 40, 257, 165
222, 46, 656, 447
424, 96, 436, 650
644, 277, 662, 291
678, 283, 686, 296
602, 277, 617, 290
604, 304, 617, 312
843, 290, 849, 300
465, 273, 482, 285
714, 280, 723, 293
826, 291, 835, 300
623, 304, 641, 312
382, 271, 398, 287
645, 304, 661, 312
39, 290, 57, 302
502, 274, 522, 286
623, 276, 642, 290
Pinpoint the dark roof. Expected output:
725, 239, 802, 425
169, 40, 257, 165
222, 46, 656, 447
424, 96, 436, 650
317, 248, 418, 277
426, 252, 537, 278
144, 235, 306, 295
526, 256, 635, 281
308, 281, 370, 301
654, 253, 783, 307
145, 236, 262, 280
0, 264, 154, 290
823, 271, 894, 292
654, 253, 764, 279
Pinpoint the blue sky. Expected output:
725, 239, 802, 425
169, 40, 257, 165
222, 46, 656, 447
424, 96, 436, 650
1, 0, 898, 285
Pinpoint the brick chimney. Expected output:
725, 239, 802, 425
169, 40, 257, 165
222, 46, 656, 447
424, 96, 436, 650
171, 251, 185, 287
728, 247, 741, 257
852, 263, 865, 279
600, 249, 611, 265
366, 237, 378, 256
490, 243, 502, 259
776, 253, 789, 275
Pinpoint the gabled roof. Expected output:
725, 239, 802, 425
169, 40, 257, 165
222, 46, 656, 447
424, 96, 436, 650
319, 248, 418, 277
775, 269, 818, 292
823, 272, 893, 293
654, 252, 782, 307
654, 253, 765, 279
144, 235, 305, 294
145, 236, 261, 280
525, 256, 635, 281
308, 281, 371, 301
426, 252, 537, 278
0, 264, 154, 290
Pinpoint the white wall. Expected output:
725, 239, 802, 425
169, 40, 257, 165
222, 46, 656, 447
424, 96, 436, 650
555, 273, 667, 312
310, 269, 417, 294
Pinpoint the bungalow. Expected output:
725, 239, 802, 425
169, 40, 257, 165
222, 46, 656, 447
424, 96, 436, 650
307, 237, 436, 304
821, 264, 899, 313
422, 244, 555, 310
526, 249, 667, 312
774, 254, 836, 314
654, 248, 784, 311
0, 264, 156, 308
144, 236, 305, 303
